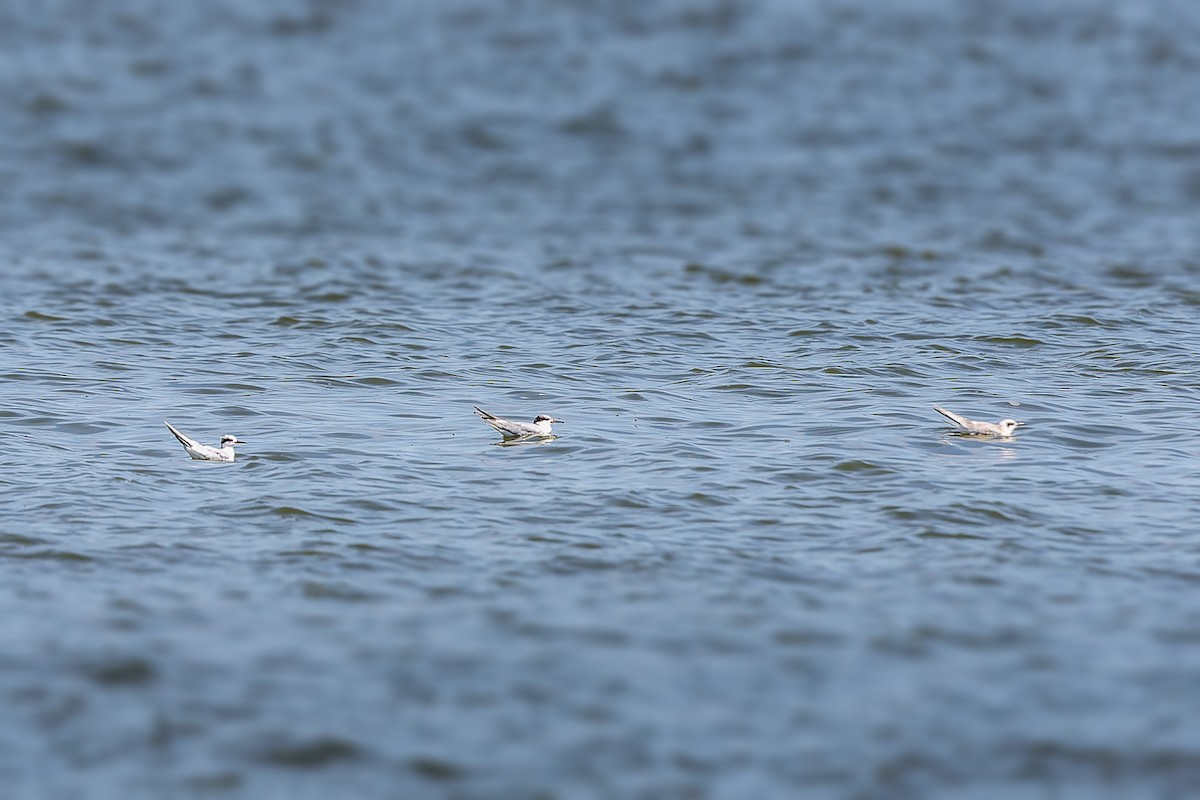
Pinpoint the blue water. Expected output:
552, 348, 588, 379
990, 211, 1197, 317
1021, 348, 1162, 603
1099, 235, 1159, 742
3, 2, 1200, 798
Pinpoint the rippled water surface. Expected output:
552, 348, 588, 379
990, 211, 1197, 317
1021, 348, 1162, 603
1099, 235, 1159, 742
3, 1, 1200, 798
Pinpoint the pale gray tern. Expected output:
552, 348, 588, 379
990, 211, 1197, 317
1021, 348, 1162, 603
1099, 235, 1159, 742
165, 421, 246, 461
933, 405, 1022, 437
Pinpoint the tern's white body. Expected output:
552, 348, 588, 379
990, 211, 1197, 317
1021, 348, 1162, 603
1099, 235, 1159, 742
165, 421, 245, 461
474, 407, 562, 439
933, 406, 1021, 437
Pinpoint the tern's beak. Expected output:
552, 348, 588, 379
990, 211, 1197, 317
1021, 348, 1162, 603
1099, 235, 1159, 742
552, 418, 564, 424
234, 438, 247, 444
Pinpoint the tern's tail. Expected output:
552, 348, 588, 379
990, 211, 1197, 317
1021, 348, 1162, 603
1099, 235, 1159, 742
473, 407, 496, 421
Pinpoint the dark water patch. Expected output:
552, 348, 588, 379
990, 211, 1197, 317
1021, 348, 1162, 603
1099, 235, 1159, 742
833, 460, 894, 474
10, 549, 94, 563
950, 573, 1003, 587
212, 405, 264, 417
1045, 314, 1111, 328
788, 327, 838, 337
255, 736, 364, 768
917, 529, 991, 542
106, 337, 163, 346
55, 422, 110, 435
364, 321, 416, 333
79, 656, 157, 687
1049, 433, 1119, 451
683, 262, 765, 285
1153, 627, 1200, 644
408, 755, 465, 780
321, 432, 373, 442
1105, 264, 1160, 287
689, 419, 734, 430
273, 316, 331, 328
2, 373, 73, 385
184, 772, 243, 791
1141, 567, 1200, 585
545, 555, 627, 574
1001, 739, 1200, 786
22, 310, 68, 322
773, 628, 845, 647
0, 533, 47, 547
299, 581, 378, 603
276, 548, 339, 562
890, 502, 1039, 529
307, 292, 353, 303
270, 507, 355, 525
972, 335, 1045, 347
182, 386, 242, 396
345, 499, 400, 513
1055, 526, 1106, 539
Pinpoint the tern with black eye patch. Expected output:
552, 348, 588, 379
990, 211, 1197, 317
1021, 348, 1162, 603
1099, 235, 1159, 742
473, 407, 563, 440
164, 421, 246, 461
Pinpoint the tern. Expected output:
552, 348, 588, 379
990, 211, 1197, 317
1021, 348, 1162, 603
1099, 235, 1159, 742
473, 407, 562, 439
164, 421, 246, 461
933, 406, 1022, 437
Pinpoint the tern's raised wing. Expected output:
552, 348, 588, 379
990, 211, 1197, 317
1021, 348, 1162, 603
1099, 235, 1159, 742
165, 421, 203, 450
165, 421, 220, 459
932, 406, 977, 432
474, 407, 536, 438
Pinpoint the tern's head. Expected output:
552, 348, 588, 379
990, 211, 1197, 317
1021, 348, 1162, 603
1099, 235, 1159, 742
221, 434, 246, 448
533, 415, 562, 425
998, 419, 1020, 435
